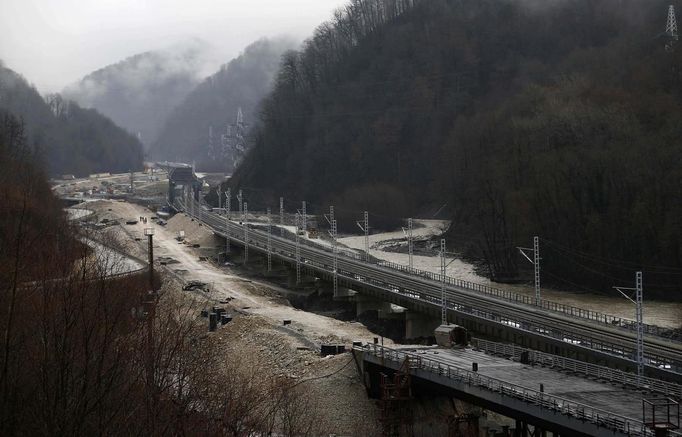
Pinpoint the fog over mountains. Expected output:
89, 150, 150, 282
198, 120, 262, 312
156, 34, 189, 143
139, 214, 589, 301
150, 37, 296, 170
0, 62, 143, 176
62, 39, 218, 149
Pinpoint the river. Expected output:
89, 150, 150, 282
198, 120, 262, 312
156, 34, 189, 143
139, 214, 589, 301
339, 220, 682, 329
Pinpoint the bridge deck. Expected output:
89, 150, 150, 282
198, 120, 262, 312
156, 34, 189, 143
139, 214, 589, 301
399, 345, 644, 420
357, 344, 678, 436
177, 197, 682, 381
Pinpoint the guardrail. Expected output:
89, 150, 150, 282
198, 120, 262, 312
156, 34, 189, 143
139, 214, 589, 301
376, 260, 677, 340
357, 344, 653, 437
471, 338, 682, 399
181, 199, 682, 368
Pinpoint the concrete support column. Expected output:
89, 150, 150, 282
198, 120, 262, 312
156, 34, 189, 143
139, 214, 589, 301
514, 420, 526, 437
405, 311, 440, 340
355, 295, 393, 317
331, 287, 357, 300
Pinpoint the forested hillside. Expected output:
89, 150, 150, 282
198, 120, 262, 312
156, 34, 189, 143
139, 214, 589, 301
0, 111, 77, 281
0, 64, 143, 176
150, 37, 295, 171
63, 41, 212, 148
232, 0, 682, 298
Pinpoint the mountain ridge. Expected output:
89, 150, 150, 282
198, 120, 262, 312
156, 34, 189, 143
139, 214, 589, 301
150, 37, 297, 171
0, 63, 143, 176
62, 40, 216, 148
230, 0, 682, 297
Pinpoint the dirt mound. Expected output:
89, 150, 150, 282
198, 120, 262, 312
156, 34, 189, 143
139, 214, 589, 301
166, 213, 222, 249
211, 314, 380, 435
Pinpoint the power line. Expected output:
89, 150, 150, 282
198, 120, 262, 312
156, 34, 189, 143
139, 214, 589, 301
544, 245, 682, 288
541, 238, 682, 273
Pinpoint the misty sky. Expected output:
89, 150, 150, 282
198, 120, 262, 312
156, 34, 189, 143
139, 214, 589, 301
0, 0, 347, 92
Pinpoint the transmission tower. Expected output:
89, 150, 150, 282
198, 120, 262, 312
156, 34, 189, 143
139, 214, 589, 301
221, 107, 248, 170
207, 125, 215, 159
667, 5, 678, 39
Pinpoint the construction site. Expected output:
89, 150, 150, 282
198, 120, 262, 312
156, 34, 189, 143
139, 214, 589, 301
61, 193, 541, 436
62, 178, 682, 437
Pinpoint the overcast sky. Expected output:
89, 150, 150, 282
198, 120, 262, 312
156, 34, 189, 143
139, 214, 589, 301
0, 0, 347, 92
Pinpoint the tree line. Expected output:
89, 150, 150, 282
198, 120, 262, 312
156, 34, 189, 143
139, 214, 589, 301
0, 63, 143, 177
0, 112, 328, 436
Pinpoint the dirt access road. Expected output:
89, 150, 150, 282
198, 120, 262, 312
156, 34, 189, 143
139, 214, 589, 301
86, 199, 386, 434
88, 199, 393, 347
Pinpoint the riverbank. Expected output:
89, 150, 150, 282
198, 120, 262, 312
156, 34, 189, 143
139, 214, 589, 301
337, 221, 682, 329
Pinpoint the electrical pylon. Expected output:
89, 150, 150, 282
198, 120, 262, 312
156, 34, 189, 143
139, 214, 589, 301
667, 5, 678, 40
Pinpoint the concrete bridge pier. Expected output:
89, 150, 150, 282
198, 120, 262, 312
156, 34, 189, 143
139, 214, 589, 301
285, 267, 315, 289
355, 295, 395, 318
405, 311, 440, 340
331, 287, 357, 300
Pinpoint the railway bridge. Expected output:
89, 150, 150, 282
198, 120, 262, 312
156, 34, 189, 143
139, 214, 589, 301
174, 195, 682, 385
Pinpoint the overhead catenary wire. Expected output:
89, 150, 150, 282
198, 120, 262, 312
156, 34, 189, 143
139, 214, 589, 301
541, 238, 682, 274
214, 188, 680, 290
542, 243, 682, 289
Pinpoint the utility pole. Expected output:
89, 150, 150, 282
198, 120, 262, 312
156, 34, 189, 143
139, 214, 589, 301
534, 236, 540, 304
517, 236, 541, 305
401, 218, 414, 269
295, 212, 301, 285
217, 186, 222, 214
143, 227, 156, 405
238, 189, 243, 215
440, 239, 447, 324
190, 184, 194, 218
301, 201, 307, 237
324, 206, 338, 295
356, 211, 369, 262
408, 218, 413, 270
145, 228, 155, 291
267, 207, 272, 272
130, 170, 134, 194
225, 188, 231, 255
226, 188, 231, 219
280, 197, 284, 237
185, 185, 189, 212
329, 218, 338, 297
243, 202, 248, 264
614, 272, 644, 384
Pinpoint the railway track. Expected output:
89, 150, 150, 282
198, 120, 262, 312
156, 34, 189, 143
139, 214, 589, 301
179, 199, 682, 377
